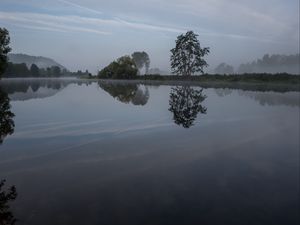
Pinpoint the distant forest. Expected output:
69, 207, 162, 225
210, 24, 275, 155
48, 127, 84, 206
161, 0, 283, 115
214, 54, 300, 75
2, 62, 90, 78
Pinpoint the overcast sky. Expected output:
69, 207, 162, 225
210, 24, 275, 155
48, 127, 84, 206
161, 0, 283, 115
0, 0, 299, 73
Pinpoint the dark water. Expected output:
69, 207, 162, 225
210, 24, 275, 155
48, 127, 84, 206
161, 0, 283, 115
0, 78, 299, 225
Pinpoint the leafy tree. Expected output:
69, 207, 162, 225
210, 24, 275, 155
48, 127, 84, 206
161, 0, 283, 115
169, 86, 207, 128
170, 31, 209, 76
3, 63, 30, 77
30, 63, 40, 77
52, 66, 61, 77
98, 56, 138, 79
0, 179, 17, 225
0, 88, 15, 144
131, 52, 150, 75
0, 28, 11, 77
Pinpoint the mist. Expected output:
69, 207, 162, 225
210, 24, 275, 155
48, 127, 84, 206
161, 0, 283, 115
0, 0, 299, 74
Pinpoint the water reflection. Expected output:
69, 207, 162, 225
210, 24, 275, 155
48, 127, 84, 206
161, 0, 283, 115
169, 86, 207, 128
238, 90, 300, 107
0, 88, 15, 145
0, 79, 92, 101
214, 88, 233, 97
98, 81, 149, 105
0, 179, 17, 225
0, 79, 299, 225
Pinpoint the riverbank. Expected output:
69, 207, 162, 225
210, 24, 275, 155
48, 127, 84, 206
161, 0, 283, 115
88, 73, 300, 92
91, 73, 300, 83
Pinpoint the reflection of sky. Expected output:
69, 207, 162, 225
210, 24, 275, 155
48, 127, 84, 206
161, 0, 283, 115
1, 81, 299, 154
0, 80, 299, 225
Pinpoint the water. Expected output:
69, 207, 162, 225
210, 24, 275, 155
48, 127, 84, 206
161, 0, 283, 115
0, 78, 299, 225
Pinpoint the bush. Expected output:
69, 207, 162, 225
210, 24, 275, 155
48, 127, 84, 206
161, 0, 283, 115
98, 56, 138, 79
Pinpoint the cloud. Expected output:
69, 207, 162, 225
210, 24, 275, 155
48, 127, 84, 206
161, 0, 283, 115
113, 17, 185, 33
57, 0, 103, 15
158, 0, 298, 42
0, 11, 185, 35
0, 12, 111, 35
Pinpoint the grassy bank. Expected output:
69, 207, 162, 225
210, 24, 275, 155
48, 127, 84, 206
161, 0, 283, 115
92, 73, 300, 92
92, 73, 300, 84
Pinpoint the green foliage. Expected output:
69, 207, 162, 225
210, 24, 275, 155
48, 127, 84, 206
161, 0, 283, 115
4, 63, 30, 77
51, 66, 61, 76
0, 28, 11, 77
98, 56, 138, 79
3, 63, 89, 77
131, 51, 150, 75
170, 31, 210, 76
112, 73, 299, 85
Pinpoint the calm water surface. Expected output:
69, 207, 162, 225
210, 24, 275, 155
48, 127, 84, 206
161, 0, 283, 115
0, 78, 299, 225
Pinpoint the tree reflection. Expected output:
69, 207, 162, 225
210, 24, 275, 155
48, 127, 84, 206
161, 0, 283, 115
169, 86, 207, 128
0, 88, 15, 144
0, 79, 93, 101
98, 82, 149, 106
0, 179, 17, 225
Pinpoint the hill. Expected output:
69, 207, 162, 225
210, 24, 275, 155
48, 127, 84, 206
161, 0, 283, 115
8, 53, 66, 70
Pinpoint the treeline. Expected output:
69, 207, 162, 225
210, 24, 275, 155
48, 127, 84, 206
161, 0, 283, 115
2, 62, 91, 78
215, 54, 300, 75
98, 73, 300, 84
238, 54, 300, 74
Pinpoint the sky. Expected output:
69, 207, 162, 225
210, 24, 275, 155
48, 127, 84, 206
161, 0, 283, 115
0, 0, 299, 73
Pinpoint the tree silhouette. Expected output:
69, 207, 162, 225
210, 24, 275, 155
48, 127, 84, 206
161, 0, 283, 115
30, 64, 40, 77
0, 179, 17, 225
0, 28, 11, 78
169, 86, 207, 128
170, 31, 209, 76
0, 88, 15, 144
131, 52, 150, 75
214, 63, 234, 74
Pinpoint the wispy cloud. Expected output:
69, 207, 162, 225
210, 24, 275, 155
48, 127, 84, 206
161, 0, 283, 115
0, 11, 280, 44
0, 12, 111, 35
57, 0, 103, 15
0, 11, 185, 35
114, 17, 185, 33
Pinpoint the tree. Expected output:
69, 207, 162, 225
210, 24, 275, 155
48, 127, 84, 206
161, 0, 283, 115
0, 28, 11, 77
214, 63, 234, 74
98, 56, 138, 79
131, 52, 150, 75
30, 64, 40, 77
170, 31, 209, 76
0, 88, 15, 144
0, 179, 17, 225
169, 86, 207, 128
52, 66, 61, 77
